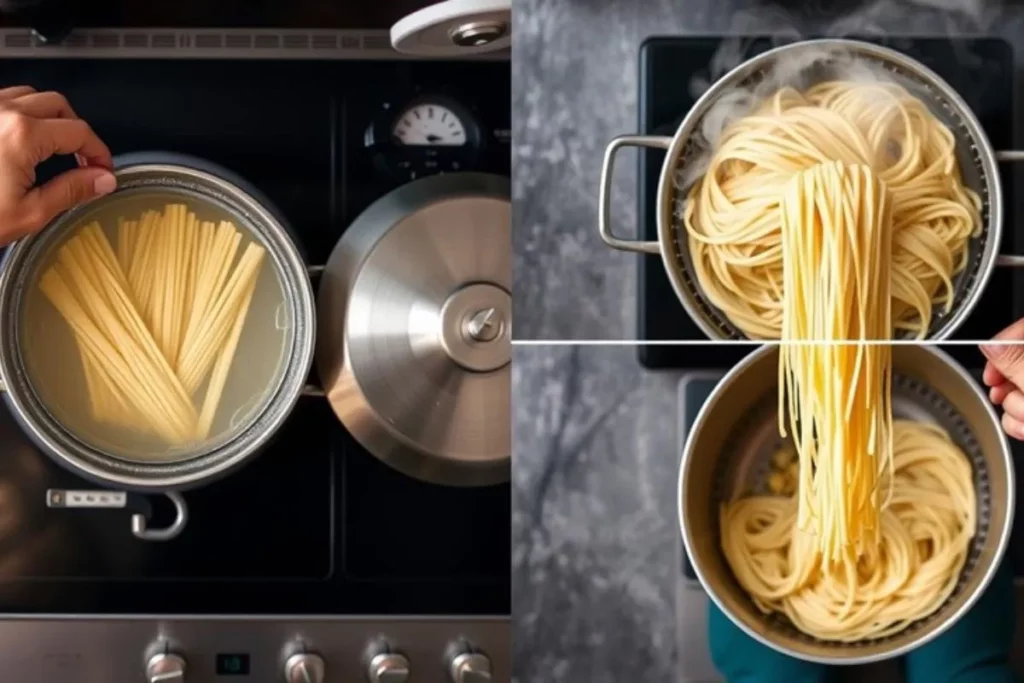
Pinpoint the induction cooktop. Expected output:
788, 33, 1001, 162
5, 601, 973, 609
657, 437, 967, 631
0, 52, 510, 683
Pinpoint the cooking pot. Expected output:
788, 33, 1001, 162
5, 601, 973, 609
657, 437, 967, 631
0, 152, 317, 493
598, 38, 1024, 340
0, 155, 510, 506
0, 154, 510, 547
679, 344, 1014, 663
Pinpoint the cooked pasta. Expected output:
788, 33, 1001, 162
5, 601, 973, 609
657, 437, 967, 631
708, 116, 977, 642
39, 205, 266, 448
778, 161, 894, 563
721, 420, 975, 642
684, 80, 981, 340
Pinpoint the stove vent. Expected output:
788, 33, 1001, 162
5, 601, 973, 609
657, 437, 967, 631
0, 28, 508, 60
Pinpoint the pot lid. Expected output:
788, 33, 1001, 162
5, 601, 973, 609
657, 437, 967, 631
316, 173, 510, 487
390, 0, 511, 56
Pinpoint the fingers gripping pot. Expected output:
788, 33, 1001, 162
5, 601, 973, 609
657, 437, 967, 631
316, 172, 511, 488
598, 38, 1024, 340
679, 345, 1014, 664
0, 153, 316, 501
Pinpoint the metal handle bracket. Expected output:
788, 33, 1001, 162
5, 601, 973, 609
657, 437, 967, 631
132, 492, 189, 542
991, 150, 1024, 268
598, 134, 672, 254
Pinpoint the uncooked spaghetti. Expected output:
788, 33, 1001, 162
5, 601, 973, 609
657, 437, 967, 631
720, 420, 975, 642
39, 205, 266, 448
684, 80, 980, 340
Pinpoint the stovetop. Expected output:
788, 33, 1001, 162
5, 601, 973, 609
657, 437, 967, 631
0, 55, 511, 616
637, 36, 1020, 371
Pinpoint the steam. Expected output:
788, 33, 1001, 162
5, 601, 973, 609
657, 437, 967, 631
675, 0, 1005, 195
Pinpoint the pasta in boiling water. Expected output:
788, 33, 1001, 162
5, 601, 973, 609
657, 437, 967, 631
39, 204, 265, 448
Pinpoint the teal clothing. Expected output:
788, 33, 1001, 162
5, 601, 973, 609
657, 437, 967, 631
709, 562, 1017, 683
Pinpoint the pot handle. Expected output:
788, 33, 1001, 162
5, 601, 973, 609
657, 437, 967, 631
995, 151, 1024, 267
131, 492, 188, 542
46, 489, 188, 542
598, 134, 672, 254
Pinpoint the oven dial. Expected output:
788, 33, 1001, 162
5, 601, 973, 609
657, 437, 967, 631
146, 652, 186, 683
446, 643, 492, 683
284, 652, 325, 683
365, 639, 410, 683
367, 651, 411, 683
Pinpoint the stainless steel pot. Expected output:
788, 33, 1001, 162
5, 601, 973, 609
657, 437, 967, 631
316, 172, 511, 488
0, 152, 316, 492
678, 344, 1015, 663
598, 38, 1024, 340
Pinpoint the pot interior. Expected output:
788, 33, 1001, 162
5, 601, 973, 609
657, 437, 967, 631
662, 39, 998, 341
2, 168, 308, 487
680, 345, 1012, 662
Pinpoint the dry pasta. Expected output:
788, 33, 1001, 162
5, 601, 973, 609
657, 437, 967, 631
684, 80, 980, 340
39, 205, 266, 448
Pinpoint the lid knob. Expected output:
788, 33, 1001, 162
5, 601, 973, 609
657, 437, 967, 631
450, 20, 508, 48
465, 307, 502, 342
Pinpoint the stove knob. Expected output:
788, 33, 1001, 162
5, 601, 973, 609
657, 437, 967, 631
367, 650, 411, 683
447, 645, 492, 683
284, 652, 325, 683
146, 652, 186, 683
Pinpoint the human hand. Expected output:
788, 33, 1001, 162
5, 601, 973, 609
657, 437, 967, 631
981, 319, 1024, 440
0, 86, 115, 245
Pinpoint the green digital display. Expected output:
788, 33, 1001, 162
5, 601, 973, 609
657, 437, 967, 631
215, 653, 250, 676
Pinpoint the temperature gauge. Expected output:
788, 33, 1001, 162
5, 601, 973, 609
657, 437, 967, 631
392, 102, 467, 147
365, 96, 483, 182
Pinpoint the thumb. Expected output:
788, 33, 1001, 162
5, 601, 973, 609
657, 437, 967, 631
19, 167, 116, 234
981, 337, 1024, 390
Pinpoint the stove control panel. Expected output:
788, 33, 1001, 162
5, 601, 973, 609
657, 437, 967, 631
4, 618, 508, 683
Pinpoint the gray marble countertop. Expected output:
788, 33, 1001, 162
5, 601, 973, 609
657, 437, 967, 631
511, 1, 1024, 682
512, 346, 682, 683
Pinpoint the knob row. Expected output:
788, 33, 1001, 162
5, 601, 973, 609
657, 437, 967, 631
147, 641, 491, 683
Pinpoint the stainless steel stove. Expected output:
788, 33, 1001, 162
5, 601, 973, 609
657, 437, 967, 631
0, 15, 511, 683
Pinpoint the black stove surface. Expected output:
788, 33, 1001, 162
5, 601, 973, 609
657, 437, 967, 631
679, 366, 1024, 581
637, 36, 1019, 371
0, 57, 510, 615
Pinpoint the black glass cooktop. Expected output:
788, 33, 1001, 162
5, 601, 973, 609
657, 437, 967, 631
637, 36, 1019, 370
679, 365, 1024, 581
0, 56, 510, 615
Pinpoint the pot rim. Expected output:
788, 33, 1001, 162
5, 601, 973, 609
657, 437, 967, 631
0, 158, 316, 491
676, 343, 1015, 664
650, 37, 1002, 341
